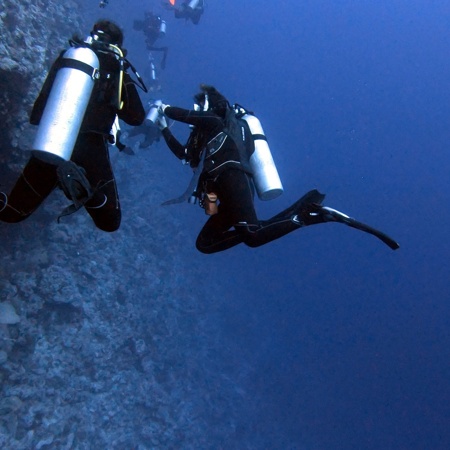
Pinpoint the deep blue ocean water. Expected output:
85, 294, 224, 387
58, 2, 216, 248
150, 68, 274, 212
3, 0, 450, 448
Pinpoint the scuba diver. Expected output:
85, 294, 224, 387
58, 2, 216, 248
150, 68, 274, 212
121, 124, 161, 151
164, 0, 204, 25
146, 53, 162, 93
0, 20, 146, 232
120, 107, 162, 154
155, 84, 400, 254
133, 11, 168, 69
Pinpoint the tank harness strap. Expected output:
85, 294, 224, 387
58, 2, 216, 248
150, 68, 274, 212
68, 39, 148, 95
252, 134, 267, 141
57, 58, 99, 80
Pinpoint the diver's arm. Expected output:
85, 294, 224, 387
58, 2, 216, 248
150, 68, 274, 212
119, 73, 145, 126
164, 106, 222, 130
161, 127, 186, 160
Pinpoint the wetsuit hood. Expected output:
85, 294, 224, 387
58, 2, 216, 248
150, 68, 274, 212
195, 84, 229, 117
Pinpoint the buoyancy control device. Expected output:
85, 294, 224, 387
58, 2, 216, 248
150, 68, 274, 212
162, 102, 284, 207
32, 44, 100, 164
232, 105, 284, 201
31, 36, 148, 165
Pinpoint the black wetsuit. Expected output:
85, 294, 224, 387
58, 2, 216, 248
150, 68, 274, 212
162, 106, 321, 253
162, 106, 400, 253
0, 46, 145, 232
134, 13, 168, 69
174, 1, 204, 25
143, 15, 163, 48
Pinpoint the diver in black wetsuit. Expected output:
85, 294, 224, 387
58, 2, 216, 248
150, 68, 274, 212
121, 122, 161, 151
0, 21, 145, 232
133, 12, 168, 69
156, 84, 399, 254
165, 0, 204, 25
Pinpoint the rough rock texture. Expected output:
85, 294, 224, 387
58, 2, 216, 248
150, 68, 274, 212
0, 0, 86, 165
0, 1, 261, 448
0, 149, 258, 448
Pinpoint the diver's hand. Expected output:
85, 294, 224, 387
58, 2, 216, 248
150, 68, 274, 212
158, 103, 170, 114
156, 115, 168, 130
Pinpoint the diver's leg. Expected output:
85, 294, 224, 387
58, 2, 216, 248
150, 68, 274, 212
239, 189, 326, 248
241, 191, 399, 250
191, 11, 202, 25
0, 155, 57, 223
269, 189, 325, 221
201, 171, 320, 250
72, 133, 121, 232
174, 9, 185, 19
195, 169, 258, 254
195, 213, 243, 254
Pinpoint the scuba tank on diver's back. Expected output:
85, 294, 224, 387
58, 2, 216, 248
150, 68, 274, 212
32, 44, 100, 164
234, 106, 284, 201
159, 19, 167, 37
187, 0, 201, 9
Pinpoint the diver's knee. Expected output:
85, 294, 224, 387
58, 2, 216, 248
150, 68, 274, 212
195, 238, 215, 254
243, 239, 262, 248
0, 193, 32, 223
98, 222, 120, 232
235, 221, 263, 248
0, 192, 7, 213
85, 194, 121, 232
94, 212, 121, 232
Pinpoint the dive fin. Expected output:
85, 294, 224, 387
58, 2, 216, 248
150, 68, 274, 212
162, 168, 201, 205
321, 207, 400, 250
271, 189, 326, 221
56, 160, 94, 222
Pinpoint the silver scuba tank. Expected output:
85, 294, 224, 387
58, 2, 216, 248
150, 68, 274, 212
149, 59, 157, 81
32, 46, 100, 164
159, 19, 167, 37
145, 99, 162, 125
241, 114, 284, 201
187, 0, 200, 9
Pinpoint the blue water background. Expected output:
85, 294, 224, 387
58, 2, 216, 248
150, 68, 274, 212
12, 0, 450, 447
89, 0, 450, 447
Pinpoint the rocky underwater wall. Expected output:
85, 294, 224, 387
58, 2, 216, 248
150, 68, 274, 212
0, 0, 87, 167
0, 1, 260, 448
